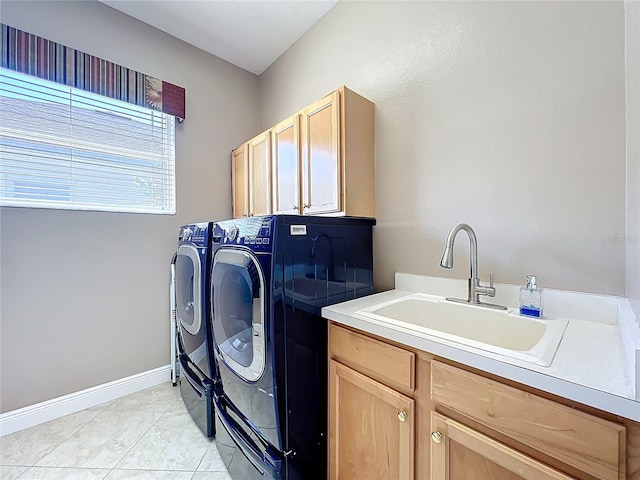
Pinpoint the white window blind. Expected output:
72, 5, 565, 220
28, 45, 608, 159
0, 67, 176, 214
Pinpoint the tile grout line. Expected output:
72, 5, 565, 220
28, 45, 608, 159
107, 409, 167, 471
12, 465, 27, 480
31, 408, 108, 468
4, 386, 210, 478
9, 464, 112, 479
193, 438, 214, 474
1, 407, 107, 470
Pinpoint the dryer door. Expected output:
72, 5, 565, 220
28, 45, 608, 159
211, 248, 266, 382
176, 244, 202, 337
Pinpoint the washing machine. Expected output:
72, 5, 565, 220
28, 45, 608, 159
210, 215, 375, 479
175, 222, 218, 437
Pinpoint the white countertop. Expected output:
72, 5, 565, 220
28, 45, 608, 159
322, 273, 640, 422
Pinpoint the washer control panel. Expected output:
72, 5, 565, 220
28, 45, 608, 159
213, 216, 274, 252
179, 223, 210, 248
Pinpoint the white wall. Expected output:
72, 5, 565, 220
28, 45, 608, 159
0, 0, 260, 413
626, 1, 640, 320
260, 1, 627, 297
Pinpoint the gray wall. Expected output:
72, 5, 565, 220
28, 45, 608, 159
0, 1, 259, 413
260, 1, 628, 297
626, 1, 640, 320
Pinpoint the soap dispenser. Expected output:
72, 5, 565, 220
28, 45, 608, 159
519, 275, 543, 318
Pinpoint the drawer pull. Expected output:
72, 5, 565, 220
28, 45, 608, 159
431, 431, 443, 444
397, 410, 408, 423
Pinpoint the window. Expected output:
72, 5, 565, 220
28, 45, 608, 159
0, 68, 176, 214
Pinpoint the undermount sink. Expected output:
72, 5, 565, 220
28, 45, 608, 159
356, 293, 568, 366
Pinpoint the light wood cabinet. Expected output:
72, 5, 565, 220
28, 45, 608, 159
300, 91, 341, 215
248, 131, 271, 217
329, 360, 414, 480
271, 115, 300, 215
294, 87, 375, 216
430, 361, 626, 480
233, 86, 375, 218
328, 323, 639, 480
231, 130, 271, 218
231, 143, 248, 218
329, 324, 416, 480
430, 411, 573, 480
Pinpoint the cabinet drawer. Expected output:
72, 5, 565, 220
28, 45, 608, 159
430, 361, 625, 480
330, 324, 415, 391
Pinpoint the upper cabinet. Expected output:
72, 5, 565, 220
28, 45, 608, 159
300, 91, 341, 215
231, 130, 271, 219
248, 131, 271, 217
232, 86, 375, 219
271, 115, 300, 215
231, 143, 248, 218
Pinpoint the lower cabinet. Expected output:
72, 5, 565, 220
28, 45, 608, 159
329, 360, 414, 480
430, 412, 573, 480
328, 323, 638, 480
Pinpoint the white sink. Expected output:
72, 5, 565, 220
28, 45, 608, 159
356, 293, 568, 366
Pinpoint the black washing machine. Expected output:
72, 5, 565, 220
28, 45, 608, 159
210, 215, 375, 479
175, 222, 218, 437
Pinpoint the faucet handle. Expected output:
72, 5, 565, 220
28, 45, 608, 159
476, 273, 496, 298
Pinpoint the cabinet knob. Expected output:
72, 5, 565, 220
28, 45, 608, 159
293, 205, 298, 210
431, 431, 443, 444
397, 411, 408, 423
303, 203, 311, 209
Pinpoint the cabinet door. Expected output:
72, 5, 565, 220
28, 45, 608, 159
430, 412, 574, 480
301, 91, 340, 215
248, 131, 271, 217
330, 360, 414, 480
231, 144, 248, 219
271, 115, 300, 215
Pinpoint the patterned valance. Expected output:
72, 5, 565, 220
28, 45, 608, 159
1, 24, 186, 120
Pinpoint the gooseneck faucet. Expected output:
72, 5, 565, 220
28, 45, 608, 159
440, 223, 507, 310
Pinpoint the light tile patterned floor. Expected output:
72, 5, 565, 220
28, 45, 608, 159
0, 383, 231, 480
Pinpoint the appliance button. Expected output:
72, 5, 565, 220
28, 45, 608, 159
256, 238, 263, 244
227, 224, 238, 242
263, 238, 270, 245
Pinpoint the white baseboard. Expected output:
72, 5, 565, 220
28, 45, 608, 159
0, 365, 172, 437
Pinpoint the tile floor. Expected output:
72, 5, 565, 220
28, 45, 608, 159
0, 383, 231, 480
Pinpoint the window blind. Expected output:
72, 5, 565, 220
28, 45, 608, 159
0, 67, 176, 214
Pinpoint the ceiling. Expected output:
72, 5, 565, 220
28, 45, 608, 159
100, 0, 339, 75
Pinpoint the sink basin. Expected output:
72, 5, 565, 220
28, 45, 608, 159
356, 293, 568, 366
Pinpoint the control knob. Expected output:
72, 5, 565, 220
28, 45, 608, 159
227, 224, 239, 242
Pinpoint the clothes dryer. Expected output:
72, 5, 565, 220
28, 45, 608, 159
175, 222, 218, 437
210, 215, 375, 479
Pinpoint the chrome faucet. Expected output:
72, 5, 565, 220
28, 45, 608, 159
440, 223, 507, 310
